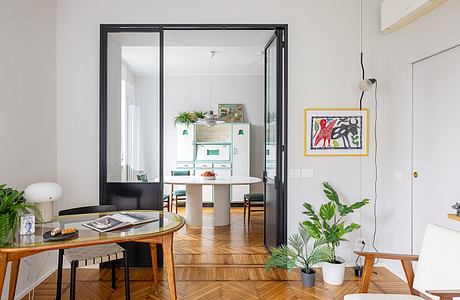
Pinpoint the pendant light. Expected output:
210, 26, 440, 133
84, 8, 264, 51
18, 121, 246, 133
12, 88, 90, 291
197, 50, 225, 127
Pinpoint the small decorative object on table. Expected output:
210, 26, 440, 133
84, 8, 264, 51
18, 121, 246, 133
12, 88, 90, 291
25, 182, 62, 223
452, 202, 460, 216
201, 170, 216, 180
19, 213, 35, 235
43, 227, 79, 241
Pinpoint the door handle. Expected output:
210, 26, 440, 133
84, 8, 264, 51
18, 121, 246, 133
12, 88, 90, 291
233, 148, 237, 155
413, 171, 419, 178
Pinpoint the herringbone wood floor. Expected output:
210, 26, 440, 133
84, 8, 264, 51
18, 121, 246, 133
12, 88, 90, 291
24, 208, 410, 299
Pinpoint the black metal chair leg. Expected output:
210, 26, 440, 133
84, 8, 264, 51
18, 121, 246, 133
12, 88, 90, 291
123, 250, 130, 300
70, 260, 78, 300
111, 260, 117, 289
56, 249, 64, 300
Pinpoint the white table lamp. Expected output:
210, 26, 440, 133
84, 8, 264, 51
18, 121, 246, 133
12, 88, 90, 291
25, 182, 62, 223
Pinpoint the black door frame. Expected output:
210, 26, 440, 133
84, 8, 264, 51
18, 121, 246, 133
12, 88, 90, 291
99, 23, 288, 247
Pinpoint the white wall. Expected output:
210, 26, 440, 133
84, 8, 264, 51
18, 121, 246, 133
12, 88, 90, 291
0, 0, 58, 298
379, 0, 460, 278
136, 75, 160, 180
164, 74, 264, 193
56, 0, 386, 266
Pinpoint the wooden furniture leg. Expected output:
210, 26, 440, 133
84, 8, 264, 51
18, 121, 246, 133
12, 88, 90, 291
149, 242, 159, 294
401, 259, 420, 296
163, 234, 177, 300
0, 253, 8, 299
8, 259, 20, 300
359, 256, 375, 293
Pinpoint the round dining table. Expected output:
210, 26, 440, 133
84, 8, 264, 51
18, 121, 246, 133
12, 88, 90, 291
163, 176, 262, 227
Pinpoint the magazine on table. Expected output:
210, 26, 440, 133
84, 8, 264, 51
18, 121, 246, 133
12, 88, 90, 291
82, 212, 159, 233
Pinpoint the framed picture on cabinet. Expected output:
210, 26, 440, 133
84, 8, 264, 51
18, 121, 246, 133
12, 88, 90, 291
304, 108, 369, 156
218, 104, 244, 122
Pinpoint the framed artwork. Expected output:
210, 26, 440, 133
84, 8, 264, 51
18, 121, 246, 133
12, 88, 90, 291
218, 104, 244, 123
304, 108, 369, 156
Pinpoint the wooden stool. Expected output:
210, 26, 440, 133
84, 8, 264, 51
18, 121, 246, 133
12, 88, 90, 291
243, 193, 264, 224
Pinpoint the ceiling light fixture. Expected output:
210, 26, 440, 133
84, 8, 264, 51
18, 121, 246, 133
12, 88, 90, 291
197, 50, 225, 127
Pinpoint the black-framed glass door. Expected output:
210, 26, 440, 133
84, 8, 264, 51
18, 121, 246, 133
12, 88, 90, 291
100, 23, 288, 262
264, 28, 287, 248
100, 26, 164, 266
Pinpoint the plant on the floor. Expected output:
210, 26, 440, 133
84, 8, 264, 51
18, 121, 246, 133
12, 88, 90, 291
174, 111, 194, 126
264, 224, 332, 287
0, 184, 41, 246
302, 182, 369, 285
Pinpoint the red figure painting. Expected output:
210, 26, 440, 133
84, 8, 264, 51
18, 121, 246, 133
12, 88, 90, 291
314, 119, 337, 147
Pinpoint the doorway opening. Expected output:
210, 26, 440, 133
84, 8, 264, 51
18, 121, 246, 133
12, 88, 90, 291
100, 24, 288, 267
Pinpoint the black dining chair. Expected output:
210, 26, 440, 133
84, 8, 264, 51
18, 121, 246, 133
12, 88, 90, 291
56, 205, 130, 300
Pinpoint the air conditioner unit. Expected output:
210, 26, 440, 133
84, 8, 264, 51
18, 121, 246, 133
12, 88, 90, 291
381, 0, 447, 33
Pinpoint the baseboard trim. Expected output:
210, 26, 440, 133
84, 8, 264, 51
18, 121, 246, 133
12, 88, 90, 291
15, 266, 57, 300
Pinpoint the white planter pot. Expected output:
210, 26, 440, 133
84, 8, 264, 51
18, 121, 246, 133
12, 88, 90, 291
322, 257, 345, 285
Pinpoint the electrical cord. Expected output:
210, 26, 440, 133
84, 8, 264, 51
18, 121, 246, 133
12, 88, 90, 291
372, 80, 380, 264
359, 52, 365, 110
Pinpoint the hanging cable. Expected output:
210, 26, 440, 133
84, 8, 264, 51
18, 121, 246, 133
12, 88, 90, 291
372, 80, 380, 264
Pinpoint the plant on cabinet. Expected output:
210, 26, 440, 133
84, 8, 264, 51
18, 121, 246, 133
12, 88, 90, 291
174, 111, 194, 126
302, 182, 369, 285
264, 224, 332, 287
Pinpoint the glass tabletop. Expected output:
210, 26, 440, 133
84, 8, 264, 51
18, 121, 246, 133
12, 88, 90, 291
4, 210, 184, 250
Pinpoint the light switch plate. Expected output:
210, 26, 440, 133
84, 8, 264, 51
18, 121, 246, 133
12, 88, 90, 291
289, 169, 301, 178
301, 169, 314, 178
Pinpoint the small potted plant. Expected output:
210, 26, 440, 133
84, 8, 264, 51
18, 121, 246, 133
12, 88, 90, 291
265, 224, 332, 287
302, 182, 369, 285
174, 111, 194, 127
191, 110, 207, 121
0, 184, 41, 246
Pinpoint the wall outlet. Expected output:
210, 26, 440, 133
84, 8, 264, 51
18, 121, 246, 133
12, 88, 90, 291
354, 238, 366, 251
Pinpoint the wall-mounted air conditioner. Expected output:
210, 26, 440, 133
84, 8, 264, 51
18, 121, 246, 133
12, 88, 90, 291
381, 0, 447, 33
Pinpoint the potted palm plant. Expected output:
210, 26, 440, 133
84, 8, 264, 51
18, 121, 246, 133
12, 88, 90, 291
0, 184, 40, 246
265, 224, 332, 287
302, 182, 369, 285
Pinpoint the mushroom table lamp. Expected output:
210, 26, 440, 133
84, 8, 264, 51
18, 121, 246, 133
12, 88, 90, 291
25, 182, 63, 223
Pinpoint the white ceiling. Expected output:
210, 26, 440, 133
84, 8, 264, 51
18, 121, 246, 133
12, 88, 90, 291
115, 30, 274, 76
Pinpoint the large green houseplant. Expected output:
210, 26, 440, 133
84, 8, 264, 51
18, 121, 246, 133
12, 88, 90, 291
265, 224, 332, 287
302, 182, 369, 285
0, 184, 40, 246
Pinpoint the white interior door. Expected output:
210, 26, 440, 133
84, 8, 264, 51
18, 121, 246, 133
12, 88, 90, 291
413, 45, 460, 253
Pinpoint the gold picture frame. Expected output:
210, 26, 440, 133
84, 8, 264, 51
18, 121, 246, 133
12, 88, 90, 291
304, 108, 369, 156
